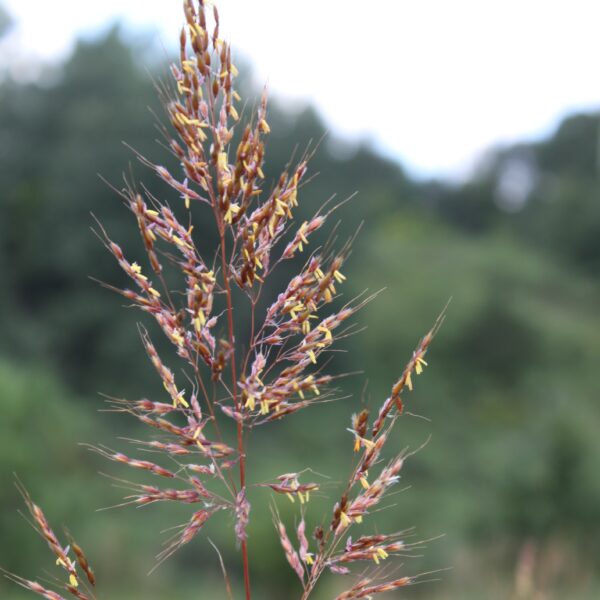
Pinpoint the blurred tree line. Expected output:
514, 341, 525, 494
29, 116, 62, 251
1, 23, 599, 600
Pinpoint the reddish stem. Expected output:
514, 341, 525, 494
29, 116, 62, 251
219, 227, 251, 600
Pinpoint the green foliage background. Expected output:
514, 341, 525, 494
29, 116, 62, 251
0, 22, 599, 600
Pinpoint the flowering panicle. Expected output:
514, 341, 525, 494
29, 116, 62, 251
2, 484, 97, 600
7, 2, 445, 598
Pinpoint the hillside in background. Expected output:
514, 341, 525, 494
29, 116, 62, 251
1, 27, 599, 599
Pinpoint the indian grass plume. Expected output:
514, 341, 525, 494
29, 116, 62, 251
6, 1, 447, 598
1, 483, 97, 600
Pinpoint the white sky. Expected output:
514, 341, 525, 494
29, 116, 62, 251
3, 0, 600, 180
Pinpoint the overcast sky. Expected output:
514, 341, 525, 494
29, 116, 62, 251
3, 0, 600, 180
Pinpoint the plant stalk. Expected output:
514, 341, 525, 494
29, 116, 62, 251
219, 227, 251, 600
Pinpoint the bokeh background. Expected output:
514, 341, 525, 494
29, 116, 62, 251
1, 2, 599, 599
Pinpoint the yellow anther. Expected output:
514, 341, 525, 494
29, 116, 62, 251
69, 574, 79, 587
318, 325, 333, 341
289, 189, 297, 207
217, 152, 228, 171
177, 81, 191, 95
360, 437, 375, 450
415, 356, 428, 375
245, 395, 256, 411
299, 223, 309, 244
259, 118, 270, 134
172, 235, 191, 248
333, 269, 346, 283
339, 511, 351, 528
308, 350, 317, 364
275, 199, 286, 216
